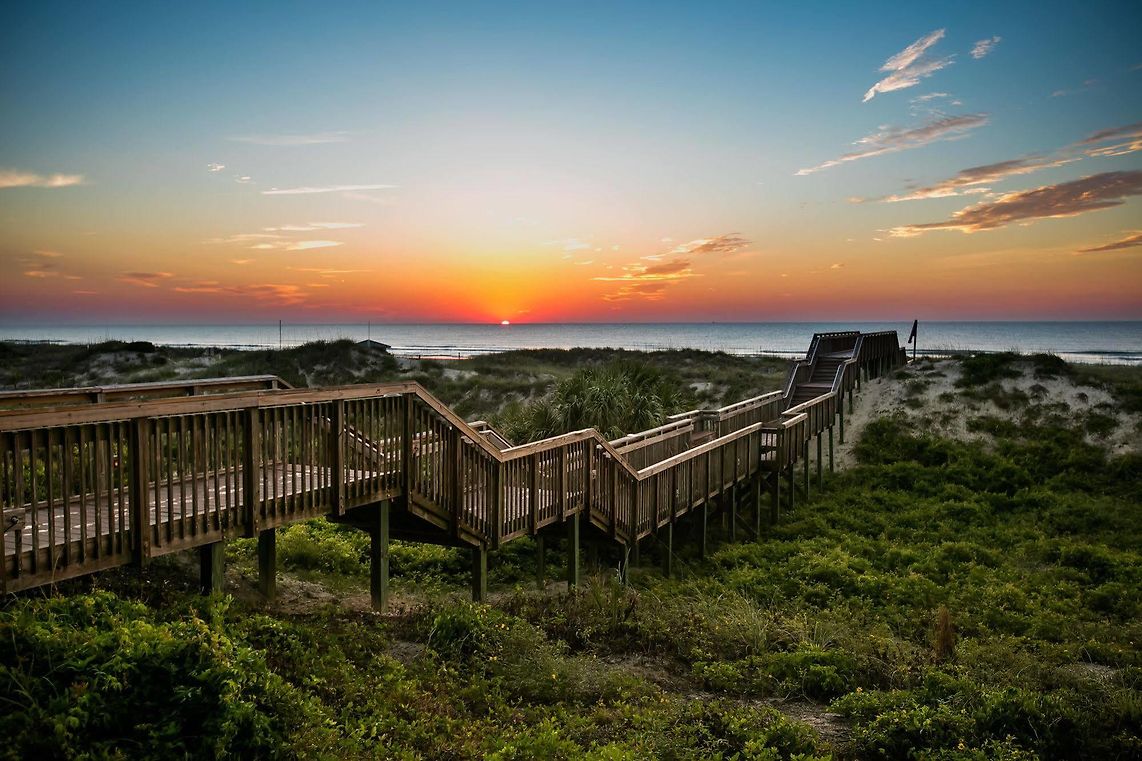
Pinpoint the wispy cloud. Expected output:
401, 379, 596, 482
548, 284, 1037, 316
263, 222, 364, 232
891, 170, 1142, 236
0, 169, 85, 189
797, 114, 988, 175
1075, 231, 1142, 254
228, 131, 351, 146
863, 29, 954, 102
545, 237, 593, 252
971, 36, 1002, 59
16, 250, 77, 279
860, 120, 1142, 203
287, 267, 370, 277
1051, 79, 1099, 98
262, 183, 396, 196
1078, 120, 1142, 158
206, 163, 226, 173
169, 280, 306, 304
670, 234, 750, 256
118, 271, 174, 288
249, 240, 344, 251
594, 256, 697, 301
873, 155, 1078, 202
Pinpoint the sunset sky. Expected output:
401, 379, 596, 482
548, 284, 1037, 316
2, 1, 1140, 324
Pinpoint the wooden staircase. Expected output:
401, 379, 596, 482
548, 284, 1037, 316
789, 351, 851, 406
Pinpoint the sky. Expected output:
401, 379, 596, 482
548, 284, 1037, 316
1, 1, 1140, 324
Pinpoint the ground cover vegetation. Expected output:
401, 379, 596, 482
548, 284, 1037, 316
0, 341, 787, 425
0, 351, 1138, 758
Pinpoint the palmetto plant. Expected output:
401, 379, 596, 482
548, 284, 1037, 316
499, 361, 689, 443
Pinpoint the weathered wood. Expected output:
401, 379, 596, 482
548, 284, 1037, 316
0, 328, 904, 595
566, 513, 580, 588
828, 426, 834, 473
817, 436, 824, 489
199, 541, 225, 595
471, 546, 487, 602
536, 534, 545, 590
371, 501, 389, 610
258, 528, 276, 599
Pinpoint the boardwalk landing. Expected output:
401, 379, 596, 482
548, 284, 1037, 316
0, 331, 904, 605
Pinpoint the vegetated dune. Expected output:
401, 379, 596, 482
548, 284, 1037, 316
1, 348, 1138, 759
836, 354, 1140, 468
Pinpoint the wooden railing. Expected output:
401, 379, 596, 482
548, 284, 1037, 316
467, 420, 514, 450
0, 375, 291, 410
0, 330, 906, 593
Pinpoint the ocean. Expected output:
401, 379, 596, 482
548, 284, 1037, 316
1, 322, 1140, 365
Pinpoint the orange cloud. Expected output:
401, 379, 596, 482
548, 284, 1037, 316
891, 170, 1142, 236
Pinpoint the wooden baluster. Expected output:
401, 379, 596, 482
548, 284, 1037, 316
244, 408, 262, 536
130, 418, 151, 566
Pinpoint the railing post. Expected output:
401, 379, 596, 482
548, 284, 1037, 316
451, 427, 463, 536
244, 407, 262, 535
401, 394, 413, 505
130, 418, 152, 566
529, 452, 539, 534
332, 400, 346, 516
490, 462, 503, 549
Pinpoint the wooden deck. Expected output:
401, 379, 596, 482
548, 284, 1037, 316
0, 330, 906, 595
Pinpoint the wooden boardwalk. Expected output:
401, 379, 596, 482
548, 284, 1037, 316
0, 330, 905, 601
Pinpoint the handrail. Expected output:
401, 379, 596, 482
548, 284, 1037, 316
0, 375, 291, 410
609, 418, 694, 449
467, 420, 513, 449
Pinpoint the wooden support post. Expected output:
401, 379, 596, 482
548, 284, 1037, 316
199, 541, 225, 595
661, 520, 673, 578
754, 476, 763, 540
370, 501, 390, 611
769, 473, 780, 525
817, 435, 824, 490
699, 501, 708, 559
803, 440, 810, 500
848, 388, 854, 414
729, 483, 737, 542
257, 529, 276, 600
828, 426, 835, 474
786, 466, 795, 512
471, 545, 487, 603
536, 534, 546, 590
566, 513, 580, 588
632, 536, 640, 566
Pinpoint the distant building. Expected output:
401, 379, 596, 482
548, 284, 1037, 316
357, 339, 391, 353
